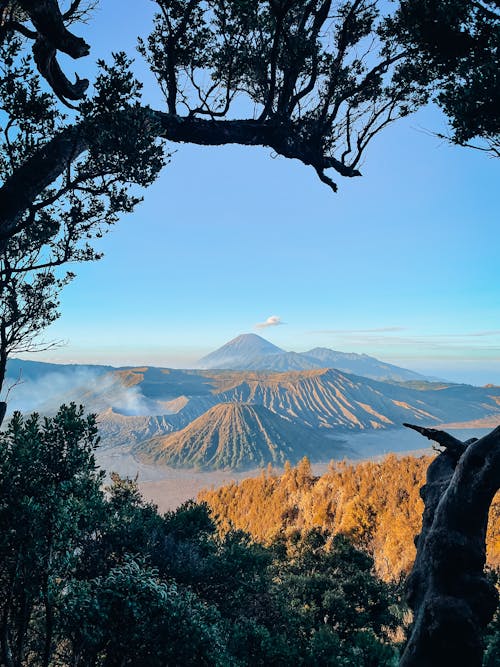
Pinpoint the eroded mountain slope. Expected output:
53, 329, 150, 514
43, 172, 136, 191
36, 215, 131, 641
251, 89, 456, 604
135, 402, 347, 470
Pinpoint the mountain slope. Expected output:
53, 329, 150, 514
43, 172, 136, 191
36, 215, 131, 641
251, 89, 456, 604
97, 409, 177, 449
243, 351, 320, 371
134, 402, 347, 470
6, 359, 500, 466
198, 333, 284, 369
196, 334, 432, 381
213, 369, 477, 430
302, 348, 428, 382
86, 367, 500, 452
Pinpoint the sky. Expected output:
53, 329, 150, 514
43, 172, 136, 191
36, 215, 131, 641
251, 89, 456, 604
22, 1, 500, 385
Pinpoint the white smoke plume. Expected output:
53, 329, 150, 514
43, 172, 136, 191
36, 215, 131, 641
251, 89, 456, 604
3, 368, 164, 419
255, 315, 285, 329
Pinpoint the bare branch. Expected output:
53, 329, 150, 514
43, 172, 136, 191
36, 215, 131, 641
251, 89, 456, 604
403, 422, 466, 457
4, 368, 23, 402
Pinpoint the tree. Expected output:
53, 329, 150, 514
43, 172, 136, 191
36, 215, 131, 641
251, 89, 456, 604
399, 424, 500, 667
0, 403, 104, 667
272, 529, 398, 665
60, 557, 228, 666
0, 34, 164, 417
387, 0, 500, 155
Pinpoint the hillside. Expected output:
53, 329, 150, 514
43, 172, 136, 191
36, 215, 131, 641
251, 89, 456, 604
92, 366, 500, 459
134, 402, 348, 470
97, 367, 500, 432
199, 455, 500, 581
213, 368, 500, 430
6, 359, 500, 464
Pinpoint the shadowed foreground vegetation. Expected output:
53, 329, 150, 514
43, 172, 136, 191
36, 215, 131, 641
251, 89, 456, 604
0, 405, 499, 665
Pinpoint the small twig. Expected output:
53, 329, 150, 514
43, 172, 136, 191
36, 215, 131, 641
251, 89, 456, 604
4, 368, 24, 401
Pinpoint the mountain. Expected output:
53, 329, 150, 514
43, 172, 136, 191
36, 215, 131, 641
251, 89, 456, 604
6, 357, 112, 383
196, 334, 432, 382
197, 334, 284, 369
10, 357, 500, 440
302, 348, 428, 382
134, 402, 348, 470
211, 368, 500, 430
242, 351, 320, 372
6, 358, 500, 470
95, 367, 500, 453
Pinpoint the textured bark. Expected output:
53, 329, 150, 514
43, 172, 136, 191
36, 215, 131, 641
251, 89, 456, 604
17, 0, 89, 58
17, 0, 90, 103
399, 424, 500, 667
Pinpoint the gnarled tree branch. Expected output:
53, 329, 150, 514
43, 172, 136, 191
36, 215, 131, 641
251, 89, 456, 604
3, 0, 90, 104
0, 110, 362, 240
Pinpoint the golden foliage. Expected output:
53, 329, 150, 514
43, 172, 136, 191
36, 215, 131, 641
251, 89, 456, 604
199, 454, 500, 581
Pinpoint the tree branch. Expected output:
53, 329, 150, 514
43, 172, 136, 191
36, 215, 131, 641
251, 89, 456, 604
0, 109, 362, 238
18, 0, 89, 58
13, 0, 90, 104
403, 422, 466, 457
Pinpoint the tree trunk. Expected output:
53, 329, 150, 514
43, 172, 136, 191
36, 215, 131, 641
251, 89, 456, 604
399, 424, 500, 667
0, 341, 8, 425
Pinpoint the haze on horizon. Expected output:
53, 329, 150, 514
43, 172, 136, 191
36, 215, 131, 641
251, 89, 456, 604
20, 329, 500, 387
17, 1, 500, 388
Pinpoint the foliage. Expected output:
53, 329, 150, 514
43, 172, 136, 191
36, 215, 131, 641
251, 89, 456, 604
138, 0, 431, 187
200, 454, 500, 580
271, 530, 399, 665
0, 403, 104, 666
386, 0, 499, 154
60, 557, 228, 666
0, 406, 402, 666
0, 34, 165, 396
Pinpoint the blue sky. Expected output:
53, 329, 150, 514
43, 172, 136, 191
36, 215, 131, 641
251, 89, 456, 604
26, 2, 500, 385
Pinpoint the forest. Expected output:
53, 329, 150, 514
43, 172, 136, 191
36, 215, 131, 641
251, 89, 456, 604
199, 454, 500, 581
1, 406, 499, 666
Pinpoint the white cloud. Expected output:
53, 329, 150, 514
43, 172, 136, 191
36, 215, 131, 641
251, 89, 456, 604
255, 315, 285, 329
310, 326, 406, 334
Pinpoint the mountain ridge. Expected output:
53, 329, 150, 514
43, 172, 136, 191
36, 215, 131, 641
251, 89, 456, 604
195, 333, 433, 382
90, 367, 500, 454
134, 402, 348, 470
5, 353, 500, 471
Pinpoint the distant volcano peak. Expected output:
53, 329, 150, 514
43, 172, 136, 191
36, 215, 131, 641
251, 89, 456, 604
197, 333, 284, 369
196, 333, 432, 381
